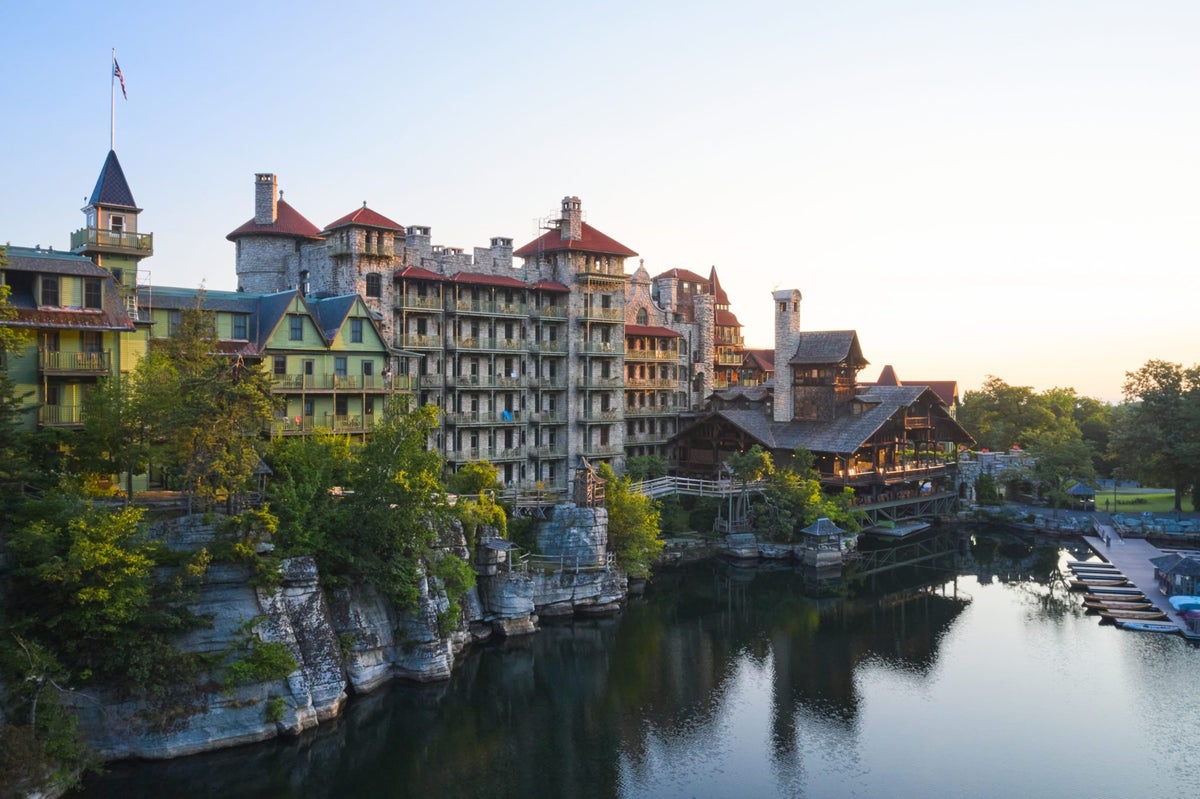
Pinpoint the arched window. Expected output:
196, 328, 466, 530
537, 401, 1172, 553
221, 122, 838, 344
366, 273, 382, 299
636, 308, 648, 325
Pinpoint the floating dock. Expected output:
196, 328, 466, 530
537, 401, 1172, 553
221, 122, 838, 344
1079, 525, 1190, 635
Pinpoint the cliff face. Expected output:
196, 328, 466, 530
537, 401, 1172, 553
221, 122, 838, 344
57, 504, 628, 761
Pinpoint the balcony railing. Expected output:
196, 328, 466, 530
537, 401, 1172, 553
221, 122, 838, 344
625, 431, 670, 444
444, 410, 523, 425
71, 227, 153, 255
576, 376, 624, 389
529, 411, 567, 424
581, 342, 620, 355
532, 444, 567, 458
531, 340, 567, 353
531, 305, 568, 319
446, 374, 525, 389
449, 337, 526, 351
39, 404, 83, 427
450, 300, 529, 317
533, 376, 568, 389
715, 352, 743, 366
624, 405, 678, 416
271, 374, 413, 391
400, 333, 443, 349
583, 443, 623, 457
625, 348, 679, 362
39, 350, 111, 374
579, 307, 624, 322
626, 377, 677, 389
582, 409, 622, 422
397, 295, 444, 311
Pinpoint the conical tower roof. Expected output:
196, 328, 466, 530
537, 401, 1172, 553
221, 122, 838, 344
88, 150, 138, 209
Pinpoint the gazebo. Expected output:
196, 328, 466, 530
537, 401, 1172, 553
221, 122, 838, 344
799, 517, 845, 568
1067, 482, 1095, 510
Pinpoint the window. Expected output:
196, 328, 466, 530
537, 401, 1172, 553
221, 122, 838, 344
361, 360, 374, 377
365, 273, 382, 299
273, 356, 287, 376
365, 397, 374, 415
335, 396, 348, 416
41, 276, 59, 306
298, 270, 310, 297
335, 357, 347, 377
168, 310, 182, 336
303, 359, 314, 376
289, 315, 303, 341
350, 318, 364, 343
110, 215, 124, 233
84, 279, 102, 309
44, 331, 60, 352
233, 314, 248, 340
81, 331, 102, 353
636, 308, 648, 325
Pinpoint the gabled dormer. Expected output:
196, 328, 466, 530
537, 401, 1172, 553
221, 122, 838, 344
787, 330, 869, 422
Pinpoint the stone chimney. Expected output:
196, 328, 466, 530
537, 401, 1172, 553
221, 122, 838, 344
255, 173, 278, 225
773, 289, 802, 423
560, 196, 582, 241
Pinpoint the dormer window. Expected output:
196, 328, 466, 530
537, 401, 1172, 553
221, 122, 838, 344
40, 276, 59, 306
84, 278, 102, 309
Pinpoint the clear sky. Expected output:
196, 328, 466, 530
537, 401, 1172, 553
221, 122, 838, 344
6, 1, 1198, 403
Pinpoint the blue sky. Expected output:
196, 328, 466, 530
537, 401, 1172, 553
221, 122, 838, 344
6, 0, 1199, 402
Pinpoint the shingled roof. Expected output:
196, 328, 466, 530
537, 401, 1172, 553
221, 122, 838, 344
324, 204, 404, 233
88, 150, 138, 209
513, 222, 637, 258
2, 247, 135, 331
683, 384, 969, 456
226, 199, 325, 241
788, 330, 868, 367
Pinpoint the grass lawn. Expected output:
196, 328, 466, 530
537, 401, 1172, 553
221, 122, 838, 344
1106, 491, 1183, 515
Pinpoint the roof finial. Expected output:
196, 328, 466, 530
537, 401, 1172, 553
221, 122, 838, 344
279, 190, 284, 200
363, 200, 367, 208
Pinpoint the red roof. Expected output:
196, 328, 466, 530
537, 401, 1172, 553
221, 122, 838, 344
513, 222, 637, 258
324, 205, 404, 232
709, 266, 731, 305
226, 199, 324, 241
875, 364, 901, 385
625, 324, 682, 338
395, 265, 447, 281
652, 267, 707, 284
715, 308, 741, 327
450, 271, 529, 289
743, 349, 775, 371
531, 279, 570, 293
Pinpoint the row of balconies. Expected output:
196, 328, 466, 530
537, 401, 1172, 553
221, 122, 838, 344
625, 348, 681, 362
416, 375, 571, 390
625, 430, 672, 444
443, 410, 524, 426
395, 297, 570, 319
625, 404, 680, 417
270, 414, 370, 435
444, 446, 527, 462
715, 352, 744, 366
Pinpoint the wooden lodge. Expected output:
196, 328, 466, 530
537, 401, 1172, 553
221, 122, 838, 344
670, 290, 974, 519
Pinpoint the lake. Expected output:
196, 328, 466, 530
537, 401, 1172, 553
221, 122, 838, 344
71, 529, 1200, 798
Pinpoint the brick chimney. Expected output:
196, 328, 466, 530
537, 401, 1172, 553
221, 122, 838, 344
560, 196, 582, 241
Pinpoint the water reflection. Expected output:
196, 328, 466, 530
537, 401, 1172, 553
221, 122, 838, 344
72, 530, 1199, 798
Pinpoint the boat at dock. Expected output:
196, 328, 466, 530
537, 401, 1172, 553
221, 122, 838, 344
1070, 578, 1129, 590
1100, 609, 1169, 621
1079, 586, 1144, 597
1069, 566, 1122, 576
1083, 600, 1153, 611
1067, 560, 1117, 569
1168, 595, 1200, 612
1115, 620, 1179, 634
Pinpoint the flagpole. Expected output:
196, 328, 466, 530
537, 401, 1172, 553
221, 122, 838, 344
111, 48, 116, 151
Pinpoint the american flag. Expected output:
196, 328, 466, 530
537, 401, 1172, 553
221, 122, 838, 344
113, 57, 127, 100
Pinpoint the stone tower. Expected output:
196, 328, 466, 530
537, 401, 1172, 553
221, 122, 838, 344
773, 289, 802, 423
228, 173, 325, 294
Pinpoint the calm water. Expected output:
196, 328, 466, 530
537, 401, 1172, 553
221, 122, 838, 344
73, 531, 1200, 798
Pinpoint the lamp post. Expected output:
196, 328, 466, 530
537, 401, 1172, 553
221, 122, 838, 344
1111, 469, 1120, 516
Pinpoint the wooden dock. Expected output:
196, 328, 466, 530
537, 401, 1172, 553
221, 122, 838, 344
1080, 524, 1185, 633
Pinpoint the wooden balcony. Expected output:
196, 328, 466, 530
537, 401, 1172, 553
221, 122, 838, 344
271, 374, 414, 392
626, 377, 677, 389
396, 295, 444, 311
39, 404, 83, 428
576, 376, 624, 389
582, 409, 622, 422
625, 348, 679, 362
400, 333, 443, 349
624, 404, 678, 417
530, 305, 568, 319
444, 410, 523, 426
449, 300, 529, 317
39, 349, 111, 375
581, 342, 620, 355
71, 227, 153, 256
715, 351, 743, 366
579, 306, 624, 322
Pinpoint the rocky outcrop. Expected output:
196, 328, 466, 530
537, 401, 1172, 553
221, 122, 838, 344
39, 504, 631, 762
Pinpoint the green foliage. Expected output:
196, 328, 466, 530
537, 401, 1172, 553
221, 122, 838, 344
687, 497, 720, 534
598, 463, 664, 579
320, 402, 449, 608
0, 250, 36, 355
264, 431, 353, 556
657, 495, 691, 534
430, 553, 476, 635
506, 517, 537, 553
975, 473, 1001, 505
4, 493, 210, 692
454, 490, 507, 553
727, 445, 774, 482
214, 508, 282, 588
447, 460, 501, 496
223, 624, 297, 690
264, 696, 287, 724
1112, 359, 1200, 512
625, 455, 668, 482
751, 451, 863, 542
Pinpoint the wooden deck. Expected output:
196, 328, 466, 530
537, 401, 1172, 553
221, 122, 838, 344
1080, 525, 1185, 633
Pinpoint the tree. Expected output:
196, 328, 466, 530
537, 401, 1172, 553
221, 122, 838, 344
1029, 429, 1097, 511
751, 450, 862, 542
263, 431, 353, 556
447, 460, 501, 497
1112, 360, 1200, 512
597, 462, 663, 580
624, 455, 668, 482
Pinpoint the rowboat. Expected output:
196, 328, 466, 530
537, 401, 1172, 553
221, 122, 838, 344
1069, 563, 1119, 572
1070, 567, 1123, 576
1080, 586, 1144, 597
1083, 600, 1153, 611
1067, 560, 1114, 568
1070, 578, 1129, 590
1100, 609, 1168, 620
1169, 595, 1200, 612
1116, 620, 1179, 634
